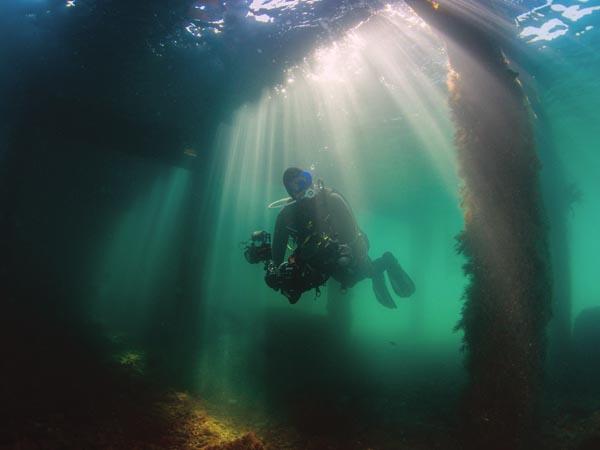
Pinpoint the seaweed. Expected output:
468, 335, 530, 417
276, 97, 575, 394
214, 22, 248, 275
405, 1, 553, 448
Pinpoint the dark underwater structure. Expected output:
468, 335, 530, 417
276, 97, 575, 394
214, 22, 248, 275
406, 1, 551, 448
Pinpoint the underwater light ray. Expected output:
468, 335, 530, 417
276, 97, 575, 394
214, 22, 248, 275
195, 1, 467, 408
264, 94, 279, 205
196, 112, 281, 407
250, 99, 274, 203
227, 110, 275, 227
233, 109, 265, 219
371, 18, 450, 111
232, 125, 256, 219
305, 88, 363, 197
92, 168, 190, 332
375, 70, 456, 187
305, 7, 456, 196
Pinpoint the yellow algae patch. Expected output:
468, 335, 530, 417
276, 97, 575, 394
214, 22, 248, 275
204, 433, 264, 450
158, 392, 265, 450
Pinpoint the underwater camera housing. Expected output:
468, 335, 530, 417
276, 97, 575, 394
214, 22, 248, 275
265, 259, 328, 304
244, 229, 329, 304
244, 230, 272, 264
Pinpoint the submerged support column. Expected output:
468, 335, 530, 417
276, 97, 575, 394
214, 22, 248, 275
326, 281, 353, 336
405, 1, 552, 448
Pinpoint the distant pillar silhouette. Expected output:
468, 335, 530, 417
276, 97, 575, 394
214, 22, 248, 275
405, 1, 552, 448
408, 219, 433, 339
535, 112, 575, 387
326, 281, 352, 336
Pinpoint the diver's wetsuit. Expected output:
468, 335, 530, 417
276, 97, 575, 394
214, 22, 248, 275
272, 186, 372, 289
270, 185, 416, 310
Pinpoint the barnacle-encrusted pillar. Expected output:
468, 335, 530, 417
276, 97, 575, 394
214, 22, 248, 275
405, 1, 552, 448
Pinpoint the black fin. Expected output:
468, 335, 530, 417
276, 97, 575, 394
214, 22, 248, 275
386, 259, 416, 298
371, 272, 397, 309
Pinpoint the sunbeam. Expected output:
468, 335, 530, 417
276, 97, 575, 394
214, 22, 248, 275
196, 1, 467, 410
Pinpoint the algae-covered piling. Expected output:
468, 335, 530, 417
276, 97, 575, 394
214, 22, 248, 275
406, 1, 552, 447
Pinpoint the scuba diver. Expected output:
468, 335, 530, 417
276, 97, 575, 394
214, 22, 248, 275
244, 167, 415, 307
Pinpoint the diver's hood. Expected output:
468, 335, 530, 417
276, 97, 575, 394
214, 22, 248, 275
283, 169, 313, 197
